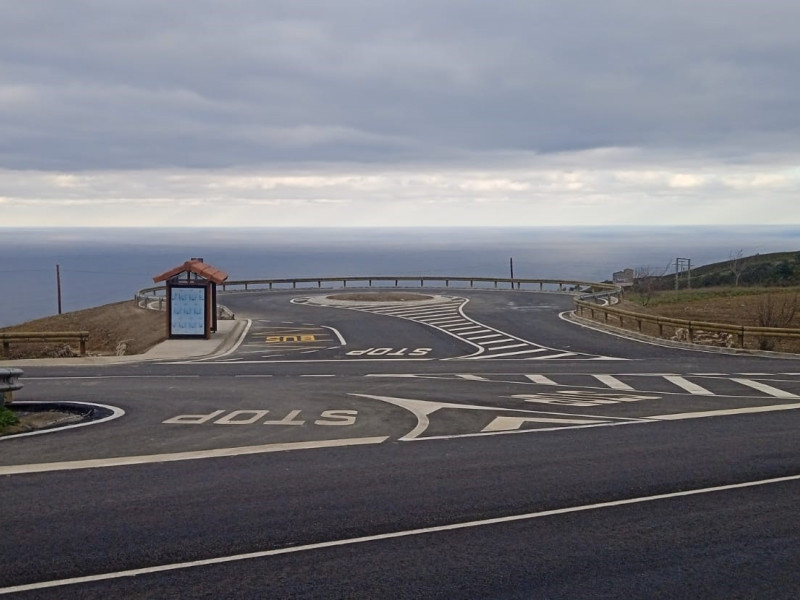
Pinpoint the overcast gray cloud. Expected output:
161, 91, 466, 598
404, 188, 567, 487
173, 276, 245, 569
1, 0, 799, 225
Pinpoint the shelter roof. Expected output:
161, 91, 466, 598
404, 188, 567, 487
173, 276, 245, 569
153, 259, 229, 285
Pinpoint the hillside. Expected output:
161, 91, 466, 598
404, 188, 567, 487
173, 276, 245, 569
659, 250, 800, 289
0, 301, 165, 358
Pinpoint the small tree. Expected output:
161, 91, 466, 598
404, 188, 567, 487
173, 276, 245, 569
756, 293, 798, 350
633, 263, 670, 307
729, 249, 748, 287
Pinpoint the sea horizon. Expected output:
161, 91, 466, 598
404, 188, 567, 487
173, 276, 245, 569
1, 225, 798, 327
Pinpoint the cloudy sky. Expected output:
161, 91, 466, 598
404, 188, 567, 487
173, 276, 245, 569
2, 0, 799, 227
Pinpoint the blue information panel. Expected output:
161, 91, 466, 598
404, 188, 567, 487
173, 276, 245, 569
170, 286, 206, 336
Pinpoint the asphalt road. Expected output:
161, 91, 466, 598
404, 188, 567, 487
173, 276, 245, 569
2, 288, 800, 598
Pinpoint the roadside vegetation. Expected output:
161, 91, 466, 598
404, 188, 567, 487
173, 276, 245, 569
615, 250, 800, 352
0, 300, 165, 358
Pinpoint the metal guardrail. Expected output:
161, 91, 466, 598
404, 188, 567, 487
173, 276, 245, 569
574, 298, 800, 350
137, 275, 620, 301
1, 332, 89, 356
1, 367, 23, 404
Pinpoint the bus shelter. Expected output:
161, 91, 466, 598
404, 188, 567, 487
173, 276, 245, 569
153, 258, 229, 339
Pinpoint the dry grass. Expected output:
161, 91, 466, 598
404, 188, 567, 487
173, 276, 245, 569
0, 300, 166, 357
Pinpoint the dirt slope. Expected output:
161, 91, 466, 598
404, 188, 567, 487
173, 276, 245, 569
0, 301, 166, 357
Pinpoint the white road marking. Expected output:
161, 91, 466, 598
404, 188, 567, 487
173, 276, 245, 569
663, 376, 715, 395
525, 374, 559, 385
0, 437, 389, 476
473, 349, 549, 359
482, 415, 609, 431
490, 343, 529, 351
730, 378, 799, 399
592, 375, 635, 391
455, 374, 489, 381
649, 403, 800, 421
5, 474, 798, 595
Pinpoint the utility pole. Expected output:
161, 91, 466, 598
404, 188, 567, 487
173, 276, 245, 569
56, 264, 63, 314
509, 257, 515, 288
675, 257, 691, 290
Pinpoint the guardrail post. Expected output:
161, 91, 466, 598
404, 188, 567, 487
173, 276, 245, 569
688, 324, 694, 343
0, 367, 23, 405
739, 327, 745, 348
80, 335, 87, 356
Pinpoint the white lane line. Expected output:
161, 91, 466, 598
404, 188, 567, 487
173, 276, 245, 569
481, 338, 516, 345
469, 349, 550, 359
455, 374, 489, 381
649, 403, 800, 420
5, 474, 799, 595
489, 343, 529, 351
465, 333, 504, 340
731, 378, 799, 399
322, 325, 346, 347
203, 319, 252, 360
482, 415, 608, 431
424, 318, 468, 325
448, 325, 486, 332
663, 376, 715, 396
381, 308, 454, 318
0, 437, 389, 476
525, 375, 559, 385
592, 375, 635, 391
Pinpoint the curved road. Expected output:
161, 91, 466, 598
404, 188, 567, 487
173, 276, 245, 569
2, 289, 800, 598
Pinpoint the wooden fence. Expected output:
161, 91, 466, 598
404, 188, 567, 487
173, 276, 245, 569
1, 332, 89, 357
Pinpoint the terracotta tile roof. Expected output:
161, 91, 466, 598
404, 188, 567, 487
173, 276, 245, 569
153, 259, 229, 285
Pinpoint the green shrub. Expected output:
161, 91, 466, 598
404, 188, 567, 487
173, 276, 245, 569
0, 406, 19, 428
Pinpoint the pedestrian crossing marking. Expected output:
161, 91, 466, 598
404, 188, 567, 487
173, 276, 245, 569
592, 375, 635, 391
302, 295, 620, 360
663, 376, 715, 396
525, 375, 558, 385
730, 378, 799, 399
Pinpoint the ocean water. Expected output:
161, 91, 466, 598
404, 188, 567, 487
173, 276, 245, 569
1, 226, 798, 327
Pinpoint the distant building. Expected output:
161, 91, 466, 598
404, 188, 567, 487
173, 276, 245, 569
612, 268, 635, 287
